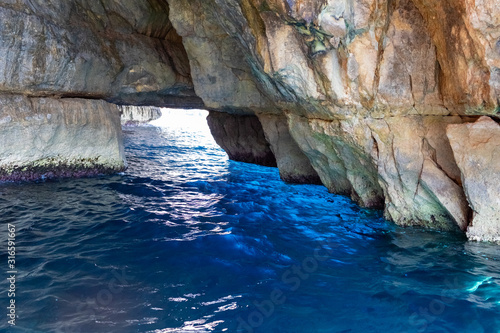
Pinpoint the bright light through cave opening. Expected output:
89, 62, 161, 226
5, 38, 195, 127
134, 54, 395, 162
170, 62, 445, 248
148, 108, 221, 151
150, 108, 210, 133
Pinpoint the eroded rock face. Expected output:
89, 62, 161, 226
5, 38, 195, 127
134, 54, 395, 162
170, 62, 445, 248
0, 0, 202, 107
206, 111, 277, 167
287, 113, 384, 208
120, 105, 162, 125
448, 117, 500, 242
257, 114, 321, 184
287, 114, 470, 230
164, 0, 499, 239
369, 116, 470, 231
0, 95, 126, 181
167, 0, 499, 117
0, 0, 199, 182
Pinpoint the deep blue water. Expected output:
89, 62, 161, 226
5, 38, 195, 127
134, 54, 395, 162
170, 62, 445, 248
1, 109, 500, 333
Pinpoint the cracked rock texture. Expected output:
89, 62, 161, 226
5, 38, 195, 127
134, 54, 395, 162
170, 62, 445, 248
0, 0, 200, 182
257, 114, 321, 184
0, 0, 202, 107
2, 0, 500, 240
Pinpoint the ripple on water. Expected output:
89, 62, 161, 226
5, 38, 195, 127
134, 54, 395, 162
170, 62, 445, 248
0, 109, 499, 332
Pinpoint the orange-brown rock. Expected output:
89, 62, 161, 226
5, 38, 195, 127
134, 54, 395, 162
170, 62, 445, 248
165, 0, 498, 239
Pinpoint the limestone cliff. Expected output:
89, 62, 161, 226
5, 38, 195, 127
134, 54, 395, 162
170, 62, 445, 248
1, 0, 500, 241
0, 0, 199, 181
0, 96, 126, 181
120, 105, 162, 125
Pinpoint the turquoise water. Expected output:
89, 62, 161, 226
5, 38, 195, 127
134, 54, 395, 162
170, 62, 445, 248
1, 109, 500, 333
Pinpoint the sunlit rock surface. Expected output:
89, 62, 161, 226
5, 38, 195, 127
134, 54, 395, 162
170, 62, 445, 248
448, 117, 500, 242
167, 0, 499, 117
368, 116, 471, 231
0, 96, 126, 181
287, 114, 470, 231
166, 0, 500, 240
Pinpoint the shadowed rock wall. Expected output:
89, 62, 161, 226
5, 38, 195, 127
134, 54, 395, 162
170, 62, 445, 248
0, 0, 202, 107
257, 113, 321, 184
0, 0, 199, 181
207, 111, 277, 167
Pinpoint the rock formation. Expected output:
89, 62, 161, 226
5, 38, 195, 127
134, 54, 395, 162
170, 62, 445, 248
207, 111, 277, 167
0, 0, 199, 180
120, 105, 162, 125
1, 0, 500, 241
0, 96, 126, 181
448, 117, 500, 242
0, 0, 201, 107
257, 113, 321, 184
165, 0, 500, 241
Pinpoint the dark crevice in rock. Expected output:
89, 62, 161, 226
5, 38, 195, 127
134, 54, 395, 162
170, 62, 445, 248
435, 57, 445, 105
371, 134, 380, 160
207, 111, 277, 167
257, 113, 322, 185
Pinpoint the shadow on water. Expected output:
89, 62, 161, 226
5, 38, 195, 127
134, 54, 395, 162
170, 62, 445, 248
0, 109, 499, 333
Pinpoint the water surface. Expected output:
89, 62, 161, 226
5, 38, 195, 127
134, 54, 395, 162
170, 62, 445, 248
1, 109, 499, 333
